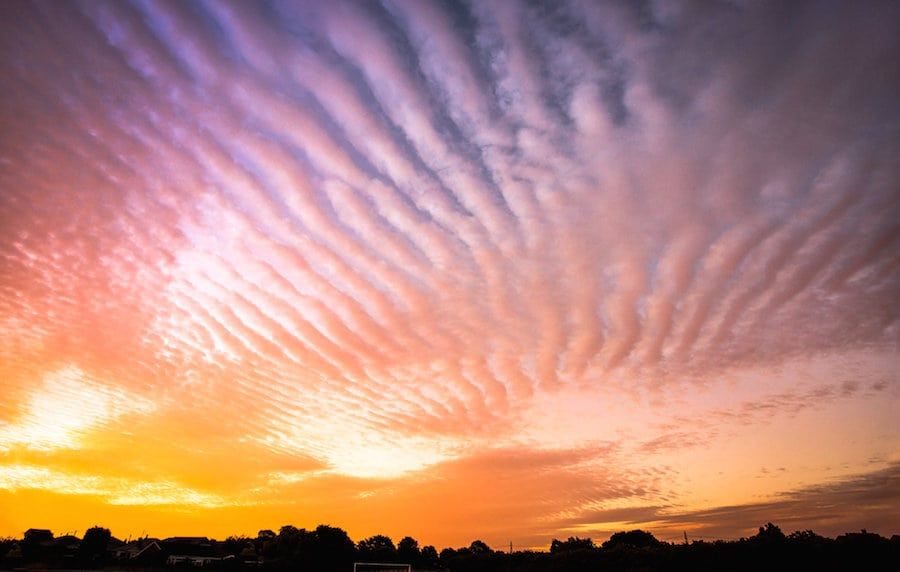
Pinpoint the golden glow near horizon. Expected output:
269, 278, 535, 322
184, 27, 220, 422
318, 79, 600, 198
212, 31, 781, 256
1, 0, 898, 548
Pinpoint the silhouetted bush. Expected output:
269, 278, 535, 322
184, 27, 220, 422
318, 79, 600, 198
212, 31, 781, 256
79, 526, 112, 566
550, 536, 595, 554
602, 529, 662, 550
357, 533, 397, 563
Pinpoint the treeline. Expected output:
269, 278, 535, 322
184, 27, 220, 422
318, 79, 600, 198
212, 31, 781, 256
1, 522, 897, 571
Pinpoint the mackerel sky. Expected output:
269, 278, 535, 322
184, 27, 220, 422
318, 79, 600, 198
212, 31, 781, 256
1, 0, 898, 546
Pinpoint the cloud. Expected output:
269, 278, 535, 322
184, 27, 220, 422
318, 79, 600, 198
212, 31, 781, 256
239, 442, 675, 547
0, 0, 898, 543
2, 0, 897, 436
0, 367, 156, 451
556, 462, 900, 542
665, 462, 900, 539
0, 464, 235, 508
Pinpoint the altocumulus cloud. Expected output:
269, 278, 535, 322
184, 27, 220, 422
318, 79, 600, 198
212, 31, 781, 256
0, 0, 898, 544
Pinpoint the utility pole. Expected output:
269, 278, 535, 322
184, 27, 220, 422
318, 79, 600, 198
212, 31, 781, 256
509, 541, 513, 554
683, 531, 688, 545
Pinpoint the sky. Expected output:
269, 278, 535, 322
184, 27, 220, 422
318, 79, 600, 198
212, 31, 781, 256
0, 0, 898, 549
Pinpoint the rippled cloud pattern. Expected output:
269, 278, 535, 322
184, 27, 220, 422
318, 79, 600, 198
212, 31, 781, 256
1, 0, 898, 545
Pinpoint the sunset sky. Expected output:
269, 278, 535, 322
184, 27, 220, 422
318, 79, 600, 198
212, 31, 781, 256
1, 0, 898, 549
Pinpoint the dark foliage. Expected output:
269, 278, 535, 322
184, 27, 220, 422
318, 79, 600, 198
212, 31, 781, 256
0, 537, 16, 559
602, 529, 663, 550
79, 526, 112, 564
397, 535, 421, 566
550, 536, 595, 554
357, 533, 397, 563
2, 524, 897, 571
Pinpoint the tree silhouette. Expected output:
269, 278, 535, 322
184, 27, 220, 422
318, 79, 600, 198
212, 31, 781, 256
787, 529, 824, 543
309, 525, 355, 571
397, 536, 420, 564
2, 521, 897, 571
754, 522, 786, 542
468, 539, 492, 555
274, 525, 312, 562
357, 534, 397, 562
257, 530, 276, 541
79, 526, 111, 563
420, 545, 439, 569
255, 529, 277, 559
222, 535, 251, 557
550, 536, 594, 554
601, 529, 661, 550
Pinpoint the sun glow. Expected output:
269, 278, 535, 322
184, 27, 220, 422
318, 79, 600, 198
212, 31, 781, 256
0, 367, 156, 452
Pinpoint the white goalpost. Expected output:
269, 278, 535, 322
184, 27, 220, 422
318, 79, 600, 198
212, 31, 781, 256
352, 563, 412, 572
